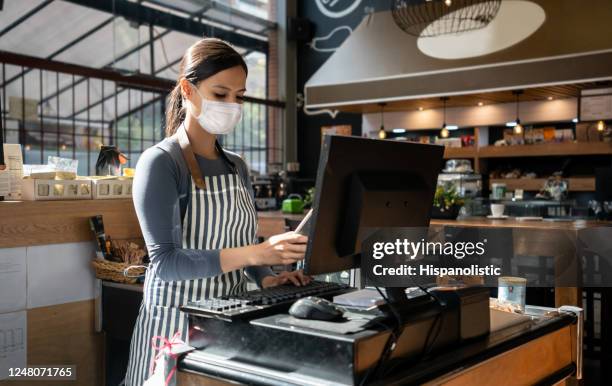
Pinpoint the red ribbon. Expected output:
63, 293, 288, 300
149, 331, 182, 386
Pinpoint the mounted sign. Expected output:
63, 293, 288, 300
581, 88, 612, 121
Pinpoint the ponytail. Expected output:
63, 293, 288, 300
165, 84, 184, 137
163, 37, 247, 137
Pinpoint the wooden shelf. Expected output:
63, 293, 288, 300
478, 142, 612, 158
443, 146, 477, 159
489, 177, 596, 192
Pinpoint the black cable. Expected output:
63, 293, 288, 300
417, 285, 446, 358
358, 285, 452, 384
358, 287, 402, 386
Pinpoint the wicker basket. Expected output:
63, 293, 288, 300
91, 259, 146, 284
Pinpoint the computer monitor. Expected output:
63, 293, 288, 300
304, 135, 445, 276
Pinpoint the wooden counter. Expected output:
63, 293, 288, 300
431, 217, 611, 230
0, 199, 142, 386
178, 306, 581, 386
257, 211, 612, 309
257, 210, 611, 237
0, 199, 141, 248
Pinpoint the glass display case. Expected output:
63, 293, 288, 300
437, 173, 483, 198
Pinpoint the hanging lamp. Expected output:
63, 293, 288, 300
597, 120, 606, 132
512, 90, 524, 135
378, 103, 387, 139
392, 0, 502, 37
440, 97, 450, 138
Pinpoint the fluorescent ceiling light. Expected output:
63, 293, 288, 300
392, 128, 407, 133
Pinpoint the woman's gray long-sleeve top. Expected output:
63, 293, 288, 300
132, 135, 274, 286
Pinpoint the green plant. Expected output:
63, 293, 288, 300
433, 183, 464, 211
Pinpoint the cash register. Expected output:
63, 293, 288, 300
180, 135, 491, 385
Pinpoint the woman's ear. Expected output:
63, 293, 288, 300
179, 78, 192, 100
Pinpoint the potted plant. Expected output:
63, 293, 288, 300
431, 183, 464, 219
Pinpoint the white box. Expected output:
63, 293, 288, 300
21, 178, 92, 200
90, 177, 133, 199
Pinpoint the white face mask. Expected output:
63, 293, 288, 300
185, 83, 242, 135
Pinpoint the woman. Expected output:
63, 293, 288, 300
125, 38, 310, 386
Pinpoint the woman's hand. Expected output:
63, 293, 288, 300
261, 270, 313, 288
250, 231, 308, 266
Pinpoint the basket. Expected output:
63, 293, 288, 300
91, 259, 146, 284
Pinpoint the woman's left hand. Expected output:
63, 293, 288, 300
261, 270, 313, 288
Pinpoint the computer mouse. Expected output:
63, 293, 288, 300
289, 296, 344, 321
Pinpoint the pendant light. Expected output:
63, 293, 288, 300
512, 90, 524, 135
597, 120, 606, 132
440, 97, 450, 138
378, 102, 387, 139
392, 0, 502, 38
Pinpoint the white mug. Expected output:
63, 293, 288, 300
491, 204, 505, 217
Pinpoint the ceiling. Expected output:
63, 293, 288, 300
0, 0, 274, 124
305, 0, 612, 112
339, 81, 612, 114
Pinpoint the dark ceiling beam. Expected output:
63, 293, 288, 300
0, 16, 115, 89
0, 0, 54, 38
0, 50, 174, 92
190, 0, 276, 30
37, 28, 173, 107
146, 0, 276, 36
32, 0, 221, 113
63, 0, 268, 53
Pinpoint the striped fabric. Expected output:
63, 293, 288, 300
124, 173, 257, 386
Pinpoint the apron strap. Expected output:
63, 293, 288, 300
177, 124, 207, 190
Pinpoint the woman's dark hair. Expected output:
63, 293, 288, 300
165, 38, 248, 136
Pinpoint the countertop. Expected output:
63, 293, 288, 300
257, 209, 612, 231
431, 217, 612, 230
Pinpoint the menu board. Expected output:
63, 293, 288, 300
580, 93, 612, 121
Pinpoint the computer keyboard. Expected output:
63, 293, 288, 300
181, 280, 351, 321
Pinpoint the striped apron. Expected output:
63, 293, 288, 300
124, 172, 258, 386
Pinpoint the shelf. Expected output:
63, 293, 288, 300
478, 142, 612, 158
443, 146, 477, 159
489, 177, 596, 192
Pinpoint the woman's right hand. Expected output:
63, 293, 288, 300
251, 232, 308, 266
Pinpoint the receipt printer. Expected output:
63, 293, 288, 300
430, 285, 491, 341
